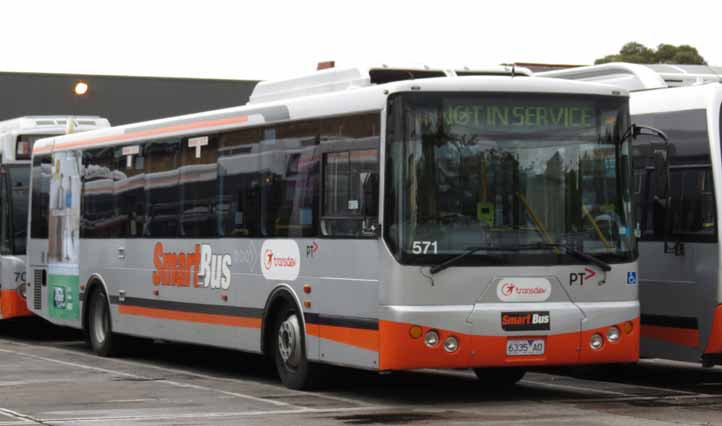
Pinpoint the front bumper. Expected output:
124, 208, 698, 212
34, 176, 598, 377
378, 302, 639, 370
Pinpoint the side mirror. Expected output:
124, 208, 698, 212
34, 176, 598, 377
632, 124, 669, 143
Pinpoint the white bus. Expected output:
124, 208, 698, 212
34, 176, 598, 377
0, 116, 109, 320
542, 63, 722, 366
27, 66, 643, 389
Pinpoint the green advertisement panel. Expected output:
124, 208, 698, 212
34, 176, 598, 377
48, 264, 79, 321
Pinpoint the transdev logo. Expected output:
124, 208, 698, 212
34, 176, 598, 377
264, 249, 274, 271
260, 240, 300, 281
496, 278, 551, 302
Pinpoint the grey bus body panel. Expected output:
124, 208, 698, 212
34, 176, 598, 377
639, 242, 719, 361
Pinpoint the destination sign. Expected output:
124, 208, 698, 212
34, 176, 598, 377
419, 101, 597, 131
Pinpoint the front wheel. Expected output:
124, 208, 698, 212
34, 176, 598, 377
473, 367, 526, 387
87, 288, 120, 357
272, 303, 321, 389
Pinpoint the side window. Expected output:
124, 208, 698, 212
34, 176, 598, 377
320, 113, 380, 238
82, 148, 117, 238
262, 121, 319, 238
30, 155, 52, 239
321, 149, 379, 237
145, 139, 180, 238
670, 166, 716, 237
116, 145, 145, 238
218, 127, 263, 237
180, 135, 219, 238
633, 109, 716, 242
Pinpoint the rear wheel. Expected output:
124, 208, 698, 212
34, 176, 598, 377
473, 367, 526, 387
272, 303, 321, 389
87, 288, 120, 356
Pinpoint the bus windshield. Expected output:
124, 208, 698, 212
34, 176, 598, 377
8, 165, 30, 254
385, 92, 635, 266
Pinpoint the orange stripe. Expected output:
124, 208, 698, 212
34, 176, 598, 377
34, 115, 249, 154
118, 304, 261, 328
641, 324, 699, 348
704, 304, 722, 354
306, 324, 379, 352
0, 289, 32, 320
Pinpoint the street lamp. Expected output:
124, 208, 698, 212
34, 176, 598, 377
74, 81, 89, 96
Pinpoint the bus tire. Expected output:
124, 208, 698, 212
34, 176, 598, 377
473, 367, 526, 387
87, 287, 119, 357
271, 302, 321, 390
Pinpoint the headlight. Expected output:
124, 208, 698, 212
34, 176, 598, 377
590, 333, 604, 350
607, 326, 621, 343
424, 330, 440, 347
443, 336, 459, 353
17, 282, 27, 299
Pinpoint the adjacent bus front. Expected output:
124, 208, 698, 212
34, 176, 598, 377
379, 84, 639, 378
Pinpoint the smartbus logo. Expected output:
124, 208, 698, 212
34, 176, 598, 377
496, 278, 551, 302
501, 311, 551, 331
260, 240, 300, 281
152, 242, 232, 290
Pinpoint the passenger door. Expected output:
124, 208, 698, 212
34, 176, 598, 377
46, 151, 82, 324
634, 132, 718, 361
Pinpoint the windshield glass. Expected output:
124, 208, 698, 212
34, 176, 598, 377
384, 92, 635, 266
16, 134, 55, 160
8, 165, 30, 254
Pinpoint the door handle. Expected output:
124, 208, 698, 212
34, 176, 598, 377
117, 247, 126, 260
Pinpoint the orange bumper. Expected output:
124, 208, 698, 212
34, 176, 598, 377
704, 305, 722, 354
378, 318, 639, 370
0, 289, 32, 320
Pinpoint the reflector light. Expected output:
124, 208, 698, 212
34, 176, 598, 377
409, 326, 423, 339
623, 321, 634, 334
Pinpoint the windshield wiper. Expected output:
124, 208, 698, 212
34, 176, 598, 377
428, 242, 612, 275
530, 242, 612, 272
429, 245, 517, 275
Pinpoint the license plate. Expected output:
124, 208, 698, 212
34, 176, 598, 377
506, 338, 545, 356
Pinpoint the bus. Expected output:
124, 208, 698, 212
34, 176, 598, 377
0, 116, 109, 320
27, 66, 643, 389
542, 63, 722, 366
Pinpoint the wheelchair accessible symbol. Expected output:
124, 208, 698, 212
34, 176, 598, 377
626, 272, 638, 285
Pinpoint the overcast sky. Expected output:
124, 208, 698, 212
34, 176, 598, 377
2, 0, 720, 81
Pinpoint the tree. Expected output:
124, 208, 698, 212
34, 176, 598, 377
594, 42, 706, 65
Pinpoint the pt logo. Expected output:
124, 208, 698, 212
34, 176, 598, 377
569, 268, 596, 286
305, 241, 319, 258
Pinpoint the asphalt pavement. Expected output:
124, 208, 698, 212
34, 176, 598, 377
1, 318, 721, 426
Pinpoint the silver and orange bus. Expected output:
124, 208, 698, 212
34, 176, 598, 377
0, 116, 109, 320
27, 66, 642, 389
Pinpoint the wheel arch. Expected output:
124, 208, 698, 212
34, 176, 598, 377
261, 283, 305, 357
81, 273, 112, 333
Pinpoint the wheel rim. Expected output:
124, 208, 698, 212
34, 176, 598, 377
277, 313, 302, 369
92, 295, 108, 345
